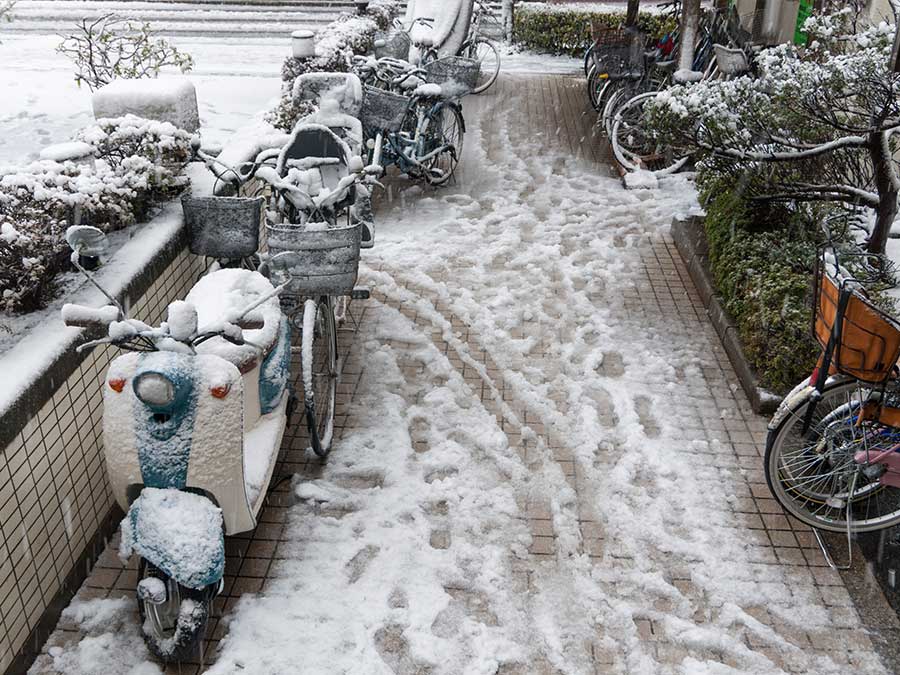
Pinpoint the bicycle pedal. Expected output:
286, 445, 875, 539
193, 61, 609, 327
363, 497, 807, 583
351, 288, 370, 300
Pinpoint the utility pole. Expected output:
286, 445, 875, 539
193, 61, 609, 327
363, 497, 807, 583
678, 0, 701, 74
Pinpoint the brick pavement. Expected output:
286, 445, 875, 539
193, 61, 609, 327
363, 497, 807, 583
29, 73, 898, 675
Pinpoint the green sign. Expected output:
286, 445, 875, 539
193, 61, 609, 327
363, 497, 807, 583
795, 0, 813, 45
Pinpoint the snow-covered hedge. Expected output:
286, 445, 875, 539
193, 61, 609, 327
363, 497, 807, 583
0, 116, 192, 314
266, 0, 400, 131
512, 5, 676, 57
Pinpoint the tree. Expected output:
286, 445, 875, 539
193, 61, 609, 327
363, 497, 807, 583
677, 0, 701, 76
645, 7, 900, 253
626, 0, 640, 28
56, 14, 194, 91
0, 0, 16, 42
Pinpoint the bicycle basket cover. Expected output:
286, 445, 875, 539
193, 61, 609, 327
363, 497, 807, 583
181, 195, 263, 259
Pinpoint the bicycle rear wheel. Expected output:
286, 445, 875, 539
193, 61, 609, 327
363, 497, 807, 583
611, 92, 691, 174
302, 296, 337, 458
459, 38, 500, 94
766, 379, 900, 533
421, 103, 464, 186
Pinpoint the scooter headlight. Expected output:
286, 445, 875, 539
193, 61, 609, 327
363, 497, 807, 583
134, 373, 176, 408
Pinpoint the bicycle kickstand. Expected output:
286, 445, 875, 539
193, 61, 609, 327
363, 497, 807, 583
811, 473, 857, 572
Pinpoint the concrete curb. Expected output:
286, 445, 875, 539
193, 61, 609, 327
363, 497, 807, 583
670, 215, 781, 415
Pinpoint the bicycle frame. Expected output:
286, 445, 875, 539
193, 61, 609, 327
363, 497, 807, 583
372, 98, 458, 176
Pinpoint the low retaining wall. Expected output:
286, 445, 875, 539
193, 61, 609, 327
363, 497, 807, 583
670, 215, 780, 415
0, 169, 211, 675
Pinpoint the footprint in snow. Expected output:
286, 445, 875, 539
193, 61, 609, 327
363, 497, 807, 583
597, 351, 626, 378
634, 395, 661, 438
346, 544, 380, 584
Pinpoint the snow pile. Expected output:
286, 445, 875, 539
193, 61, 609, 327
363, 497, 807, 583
92, 77, 200, 133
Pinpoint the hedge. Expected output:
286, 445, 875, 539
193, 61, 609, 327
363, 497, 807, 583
512, 6, 677, 57
699, 178, 896, 395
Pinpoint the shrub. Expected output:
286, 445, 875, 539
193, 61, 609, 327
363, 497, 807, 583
0, 116, 192, 314
56, 14, 194, 91
512, 5, 676, 57
698, 175, 896, 395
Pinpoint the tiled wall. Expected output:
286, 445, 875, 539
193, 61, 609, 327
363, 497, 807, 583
0, 240, 205, 675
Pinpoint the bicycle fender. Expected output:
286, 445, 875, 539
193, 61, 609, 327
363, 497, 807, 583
768, 373, 854, 432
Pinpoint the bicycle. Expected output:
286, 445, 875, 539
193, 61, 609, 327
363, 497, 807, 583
766, 238, 900, 565
608, 31, 753, 175
194, 123, 376, 458
458, 0, 501, 94
359, 57, 474, 186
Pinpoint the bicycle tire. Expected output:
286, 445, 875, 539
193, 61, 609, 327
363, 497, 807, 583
610, 91, 690, 174
302, 296, 337, 458
766, 379, 900, 533
459, 38, 500, 94
421, 103, 465, 186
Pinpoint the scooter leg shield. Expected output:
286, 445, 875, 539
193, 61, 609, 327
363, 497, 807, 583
120, 487, 225, 590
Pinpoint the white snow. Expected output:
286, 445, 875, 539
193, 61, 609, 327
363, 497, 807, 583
60, 303, 120, 326
39, 141, 94, 162
165, 300, 198, 341
92, 77, 200, 133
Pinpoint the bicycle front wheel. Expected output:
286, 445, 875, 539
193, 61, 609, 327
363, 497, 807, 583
766, 379, 900, 533
421, 103, 465, 186
459, 38, 500, 94
611, 92, 691, 174
302, 297, 337, 458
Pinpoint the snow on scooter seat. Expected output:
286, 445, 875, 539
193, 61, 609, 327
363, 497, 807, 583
185, 268, 281, 372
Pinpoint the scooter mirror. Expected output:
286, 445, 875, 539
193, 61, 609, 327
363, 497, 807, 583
65, 225, 109, 257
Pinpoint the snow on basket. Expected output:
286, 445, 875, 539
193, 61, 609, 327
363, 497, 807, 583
424, 56, 481, 98
265, 222, 361, 296
360, 86, 410, 133
181, 195, 264, 260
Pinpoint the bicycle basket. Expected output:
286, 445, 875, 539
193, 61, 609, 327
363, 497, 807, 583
374, 30, 412, 60
813, 267, 900, 384
591, 28, 645, 79
713, 44, 749, 77
360, 86, 410, 133
182, 195, 263, 259
265, 222, 361, 296
424, 57, 481, 97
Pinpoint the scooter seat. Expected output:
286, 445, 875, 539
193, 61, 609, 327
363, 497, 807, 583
186, 268, 282, 373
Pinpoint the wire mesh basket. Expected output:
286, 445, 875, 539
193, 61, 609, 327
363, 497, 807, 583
374, 30, 412, 60
812, 260, 900, 385
182, 195, 263, 259
360, 86, 411, 133
590, 28, 645, 79
265, 222, 361, 296
424, 57, 481, 97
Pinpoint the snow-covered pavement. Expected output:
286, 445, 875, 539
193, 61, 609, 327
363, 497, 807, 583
31, 74, 890, 674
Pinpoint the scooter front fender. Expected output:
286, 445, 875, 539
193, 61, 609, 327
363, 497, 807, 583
120, 487, 225, 590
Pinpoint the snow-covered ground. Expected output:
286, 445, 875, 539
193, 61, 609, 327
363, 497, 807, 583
0, 34, 582, 166
32, 72, 888, 674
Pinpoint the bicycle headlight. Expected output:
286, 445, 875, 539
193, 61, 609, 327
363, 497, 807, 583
134, 373, 176, 408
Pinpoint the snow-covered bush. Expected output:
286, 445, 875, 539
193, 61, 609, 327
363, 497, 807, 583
78, 115, 193, 196
0, 116, 192, 314
512, 5, 675, 57
644, 7, 900, 253
56, 14, 194, 91
266, 0, 399, 131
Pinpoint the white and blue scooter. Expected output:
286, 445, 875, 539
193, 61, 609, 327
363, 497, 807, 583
61, 224, 292, 662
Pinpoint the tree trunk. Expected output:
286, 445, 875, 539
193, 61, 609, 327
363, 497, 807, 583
626, 0, 640, 28
867, 131, 899, 255
678, 0, 701, 74
502, 0, 515, 42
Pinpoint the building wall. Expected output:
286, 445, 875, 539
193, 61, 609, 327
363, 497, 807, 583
0, 235, 205, 675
